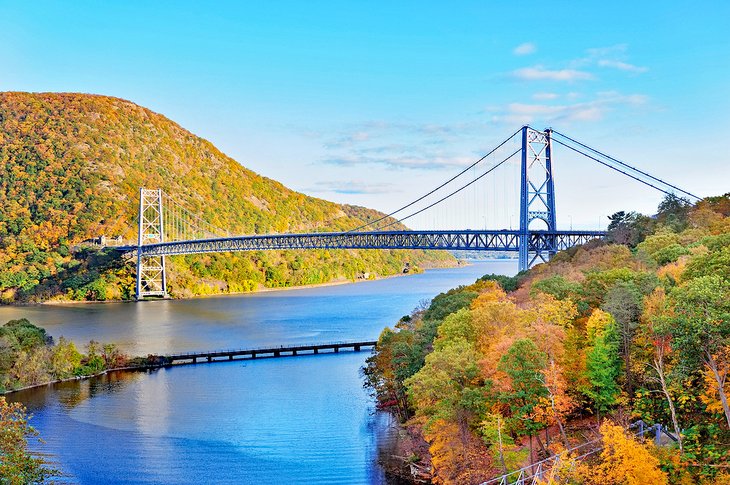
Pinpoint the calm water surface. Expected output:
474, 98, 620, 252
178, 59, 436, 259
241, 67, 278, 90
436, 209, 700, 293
5, 260, 516, 484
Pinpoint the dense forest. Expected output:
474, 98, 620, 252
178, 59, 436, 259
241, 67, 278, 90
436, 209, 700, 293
364, 194, 730, 484
0, 92, 452, 303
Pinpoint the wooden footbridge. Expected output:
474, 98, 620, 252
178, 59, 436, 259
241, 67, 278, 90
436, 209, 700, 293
160, 340, 377, 365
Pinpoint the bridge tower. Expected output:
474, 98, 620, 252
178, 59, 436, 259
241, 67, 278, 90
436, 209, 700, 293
519, 126, 557, 272
136, 188, 168, 300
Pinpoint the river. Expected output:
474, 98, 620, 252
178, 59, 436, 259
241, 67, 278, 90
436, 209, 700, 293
4, 260, 516, 484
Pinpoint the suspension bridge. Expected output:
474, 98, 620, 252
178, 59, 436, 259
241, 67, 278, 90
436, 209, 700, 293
116, 126, 699, 300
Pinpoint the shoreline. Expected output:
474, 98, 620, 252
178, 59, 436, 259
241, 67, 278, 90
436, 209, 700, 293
9, 259, 491, 307
33, 270, 417, 306
1, 364, 155, 396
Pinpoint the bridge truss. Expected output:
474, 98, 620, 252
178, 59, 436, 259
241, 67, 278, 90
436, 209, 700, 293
128, 125, 700, 300
132, 229, 603, 257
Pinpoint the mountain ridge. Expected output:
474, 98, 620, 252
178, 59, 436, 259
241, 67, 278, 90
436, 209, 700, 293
0, 91, 453, 302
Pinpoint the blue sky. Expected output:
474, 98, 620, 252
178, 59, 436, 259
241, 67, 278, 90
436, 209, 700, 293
2, 1, 729, 229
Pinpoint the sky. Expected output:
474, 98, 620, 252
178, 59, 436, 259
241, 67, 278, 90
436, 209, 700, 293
1, 1, 729, 230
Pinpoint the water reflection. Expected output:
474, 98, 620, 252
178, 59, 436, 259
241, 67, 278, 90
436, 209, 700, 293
5, 262, 517, 484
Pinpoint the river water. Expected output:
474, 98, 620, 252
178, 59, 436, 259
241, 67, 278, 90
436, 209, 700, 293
4, 260, 516, 484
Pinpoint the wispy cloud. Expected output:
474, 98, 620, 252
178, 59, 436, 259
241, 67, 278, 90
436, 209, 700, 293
492, 92, 649, 125
307, 180, 399, 195
512, 66, 594, 82
575, 44, 648, 73
322, 154, 473, 171
597, 59, 648, 73
533, 92, 560, 100
513, 42, 536, 56
325, 130, 372, 148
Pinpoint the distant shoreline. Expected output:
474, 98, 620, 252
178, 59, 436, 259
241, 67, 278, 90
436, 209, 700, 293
6, 258, 516, 308
8, 258, 513, 307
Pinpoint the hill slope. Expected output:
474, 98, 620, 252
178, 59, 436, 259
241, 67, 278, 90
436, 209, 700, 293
0, 92, 453, 302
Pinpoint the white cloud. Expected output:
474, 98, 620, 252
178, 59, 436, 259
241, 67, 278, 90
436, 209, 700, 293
513, 42, 536, 56
323, 154, 472, 171
597, 59, 648, 73
493, 92, 649, 125
308, 180, 398, 195
574, 44, 648, 74
325, 130, 371, 148
512, 66, 594, 82
533, 92, 559, 100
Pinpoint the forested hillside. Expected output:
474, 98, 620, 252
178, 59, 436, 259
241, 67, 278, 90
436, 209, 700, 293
365, 194, 730, 484
0, 92, 452, 302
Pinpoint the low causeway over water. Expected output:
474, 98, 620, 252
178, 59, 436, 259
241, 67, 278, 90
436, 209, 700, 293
162, 340, 378, 365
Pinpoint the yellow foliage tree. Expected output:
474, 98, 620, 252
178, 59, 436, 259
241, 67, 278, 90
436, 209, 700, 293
579, 421, 668, 485
427, 418, 494, 485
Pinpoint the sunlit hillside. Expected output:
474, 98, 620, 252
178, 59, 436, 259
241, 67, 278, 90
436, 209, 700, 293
0, 92, 453, 302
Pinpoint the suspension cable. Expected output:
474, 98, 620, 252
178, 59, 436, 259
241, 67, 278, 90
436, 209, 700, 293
551, 129, 700, 200
551, 138, 687, 199
347, 127, 523, 232
162, 192, 229, 239
377, 148, 521, 230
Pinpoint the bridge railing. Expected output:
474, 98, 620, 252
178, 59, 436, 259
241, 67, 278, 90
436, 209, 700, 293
164, 340, 377, 358
479, 421, 675, 485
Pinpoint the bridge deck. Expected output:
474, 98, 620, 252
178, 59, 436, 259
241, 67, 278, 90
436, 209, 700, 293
118, 229, 605, 257
163, 340, 377, 364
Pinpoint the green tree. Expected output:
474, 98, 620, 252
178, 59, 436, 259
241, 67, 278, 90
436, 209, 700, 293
669, 275, 730, 427
497, 338, 548, 459
50, 337, 82, 379
405, 339, 485, 434
434, 308, 475, 350
606, 210, 653, 247
583, 310, 621, 420
602, 281, 644, 397
656, 194, 692, 232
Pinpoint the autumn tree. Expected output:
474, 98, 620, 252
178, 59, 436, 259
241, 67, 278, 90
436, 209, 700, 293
406, 339, 488, 484
669, 275, 730, 427
641, 288, 683, 451
580, 420, 668, 485
406, 339, 485, 432
0, 397, 57, 483
535, 359, 576, 449
480, 413, 526, 474
50, 337, 82, 379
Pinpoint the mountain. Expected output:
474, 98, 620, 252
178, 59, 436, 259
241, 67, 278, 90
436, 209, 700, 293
0, 92, 453, 302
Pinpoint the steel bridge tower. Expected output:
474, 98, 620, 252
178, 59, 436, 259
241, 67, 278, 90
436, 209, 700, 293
519, 126, 557, 272
136, 188, 167, 299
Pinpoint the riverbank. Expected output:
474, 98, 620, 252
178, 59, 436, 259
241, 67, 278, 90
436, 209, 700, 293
4, 261, 517, 484
10, 258, 468, 307
1, 365, 147, 396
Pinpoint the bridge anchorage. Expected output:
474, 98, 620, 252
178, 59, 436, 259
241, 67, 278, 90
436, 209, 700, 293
127, 125, 699, 300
